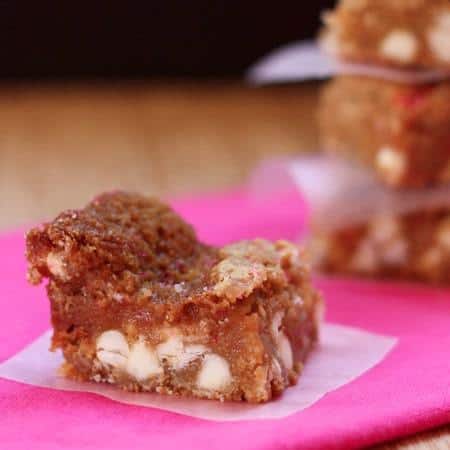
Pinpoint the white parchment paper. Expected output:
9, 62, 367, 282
0, 323, 395, 421
250, 156, 450, 232
247, 41, 450, 85
289, 157, 450, 231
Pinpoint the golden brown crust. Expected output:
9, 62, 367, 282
26, 191, 322, 402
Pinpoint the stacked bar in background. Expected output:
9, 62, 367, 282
319, 78, 450, 188
313, 0, 450, 283
320, 0, 450, 72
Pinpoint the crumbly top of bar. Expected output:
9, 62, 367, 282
26, 192, 311, 311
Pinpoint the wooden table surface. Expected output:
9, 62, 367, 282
1, 81, 448, 449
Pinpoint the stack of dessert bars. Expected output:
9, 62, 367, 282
312, 0, 450, 283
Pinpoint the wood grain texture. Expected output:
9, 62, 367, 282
0, 81, 448, 449
0, 81, 317, 229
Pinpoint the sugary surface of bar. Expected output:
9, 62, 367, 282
26, 192, 322, 402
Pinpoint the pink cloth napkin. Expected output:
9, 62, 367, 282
0, 188, 449, 450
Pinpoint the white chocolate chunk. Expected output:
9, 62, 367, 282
174, 344, 208, 370
96, 330, 130, 369
375, 147, 406, 185
380, 30, 418, 63
350, 240, 378, 272
437, 219, 450, 251
321, 30, 340, 56
381, 238, 408, 266
271, 357, 282, 377
97, 330, 129, 355
270, 312, 294, 371
428, 12, 450, 63
46, 252, 67, 279
308, 236, 329, 267
112, 292, 124, 302
126, 340, 162, 381
157, 335, 208, 370
370, 216, 401, 244
270, 311, 283, 339
156, 335, 184, 362
91, 374, 103, 383
278, 332, 293, 371
96, 350, 128, 368
197, 354, 232, 391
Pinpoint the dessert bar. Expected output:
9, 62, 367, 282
311, 208, 450, 284
320, 0, 450, 71
318, 76, 450, 188
26, 192, 322, 402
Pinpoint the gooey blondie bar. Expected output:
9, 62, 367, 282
311, 209, 450, 284
26, 192, 322, 402
320, 0, 450, 71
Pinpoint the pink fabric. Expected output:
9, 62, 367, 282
0, 188, 449, 450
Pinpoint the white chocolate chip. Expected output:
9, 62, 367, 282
156, 335, 208, 370
270, 312, 294, 371
91, 374, 103, 383
427, 12, 450, 63
277, 332, 293, 371
97, 330, 129, 355
197, 354, 232, 391
96, 351, 127, 369
173, 282, 185, 294
350, 240, 378, 273
126, 339, 162, 381
369, 216, 401, 244
96, 330, 130, 369
380, 30, 418, 63
271, 357, 282, 377
156, 335, 184, 362
112, 292, 124, 302
175, 344, 208, 370
375, 147, 407, 185
381, 238, 408, 266
321, 30, 340, 56
46, 252, 67, 279
309, 235, 330, 268
271, 311, 283, 339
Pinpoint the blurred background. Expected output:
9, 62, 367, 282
1, 1, 334, 229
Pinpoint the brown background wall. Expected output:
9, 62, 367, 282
0, 1, 335, 79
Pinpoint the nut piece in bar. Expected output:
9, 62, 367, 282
318, 76, 450, 188
26, 192, 322, 402
320, 0, 450, 71
310, 208, 450, 284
